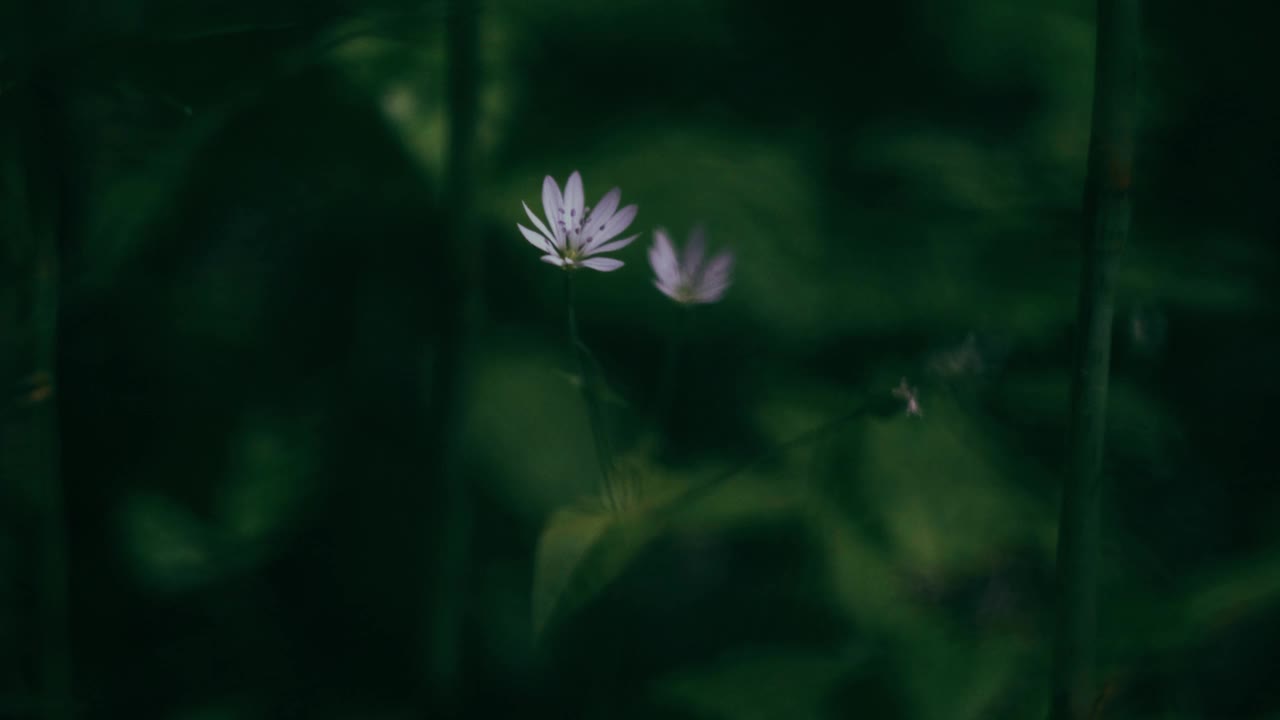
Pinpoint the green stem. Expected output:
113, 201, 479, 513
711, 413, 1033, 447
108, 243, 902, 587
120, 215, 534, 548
1049, 1, 1139, 718
564, 273, 614, 505
425, 0, 481, 709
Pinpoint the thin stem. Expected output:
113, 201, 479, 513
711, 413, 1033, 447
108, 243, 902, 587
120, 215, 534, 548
564, 272, 614, 504
1050, 1, 1139, 718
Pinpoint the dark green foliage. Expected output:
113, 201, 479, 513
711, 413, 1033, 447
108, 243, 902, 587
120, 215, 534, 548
1, 0, 1278, 717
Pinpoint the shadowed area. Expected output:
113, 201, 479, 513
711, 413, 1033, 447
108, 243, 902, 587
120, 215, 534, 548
1, 0, 1278, 717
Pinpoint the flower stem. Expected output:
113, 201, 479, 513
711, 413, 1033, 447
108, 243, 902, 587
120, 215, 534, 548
564, 273, 614, 504
1050, 1, 1139, 718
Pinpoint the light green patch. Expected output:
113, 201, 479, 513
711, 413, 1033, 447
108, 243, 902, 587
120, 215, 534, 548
531, 451, 803, 638
463, 339, 601, 519
219, 413, 315, 546
121, 494, 218, 592
858, 392, 1051, 578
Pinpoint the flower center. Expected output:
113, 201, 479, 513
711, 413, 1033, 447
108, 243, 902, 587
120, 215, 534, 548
671, 278, 699, 303
555, 204, 608, 252
556, 205, 589, 243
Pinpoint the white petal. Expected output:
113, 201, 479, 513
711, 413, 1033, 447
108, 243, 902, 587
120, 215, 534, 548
584, 204, 637, 252
539, 254, 566, 267
682, 226, 707, 276
653, 279, 683, 302
518, 223, 551, 252
580, 257, 624, 272
523, 202, 560, 250
563, 171, 585, 250
583, 187, 620, 233
583, 233, 639, 258
648, 228, 680, 285
542, 175, 565, 246
693, 282, 729, 303
697, 251, 734, 289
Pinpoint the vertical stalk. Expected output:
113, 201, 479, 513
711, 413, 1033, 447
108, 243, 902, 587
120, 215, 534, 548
424, 0, 480, 710
0, 73, 73, 720
1049, 1, 1139, 718
563, 273, 613, 504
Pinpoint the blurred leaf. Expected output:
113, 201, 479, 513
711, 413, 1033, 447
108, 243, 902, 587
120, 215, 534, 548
857, 391, 1053, 579
851, 129, 1035, 213
531, 504, 644, 637
121, 494, 219, 592
218, 413, 315, 546
465, 340, 600, 518
653, 647, 853, 720
813, 506, 1043, 719
530, 452, 682, 636
998, 371, 1184, 466
79, 110, 226, 294
532, 454, 804, 637
1182, 544, 1280, 629
1111, 536, 1280, 657
120, 414, 314, 595
1120, 230, 1271, 312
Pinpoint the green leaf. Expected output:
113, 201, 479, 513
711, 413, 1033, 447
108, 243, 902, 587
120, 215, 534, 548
219, 413, 315, 546
121, 494, 219, 592
530, 503, 659, 638
530, 455, 802, 638
654, 648, 853, 720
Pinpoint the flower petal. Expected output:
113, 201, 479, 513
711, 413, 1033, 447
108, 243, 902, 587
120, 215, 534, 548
563, 171, 585, 250
583, 187, 620, 236
518, 223, 552, 253
648, 228, 680, 286
580, 257, 624, 272
542, 175, 565, 246
583, 233, 639, 258
653, 279, 683, 302
682, 225, 707, 276
693, 283, 729, 303
583, 204, 638, 252
523, 201, 559, 250
697, 251, 733, 288
539, 254, 567, 267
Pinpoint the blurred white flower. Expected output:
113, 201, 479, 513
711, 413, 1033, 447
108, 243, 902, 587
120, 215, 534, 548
517, 171, 639, 272
648, 227, 733, 305
927, 332, 987, 378
892, 377, 922, 417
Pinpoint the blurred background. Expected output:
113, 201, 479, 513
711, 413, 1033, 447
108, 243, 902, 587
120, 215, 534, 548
2, 0, 1278, 717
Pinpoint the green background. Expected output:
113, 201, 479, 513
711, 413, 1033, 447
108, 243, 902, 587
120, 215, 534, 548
2, 0, 1278, 717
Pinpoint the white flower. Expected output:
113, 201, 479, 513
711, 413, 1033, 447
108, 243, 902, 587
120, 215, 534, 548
648, 227, 733, 304
517, 171, 639, 272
